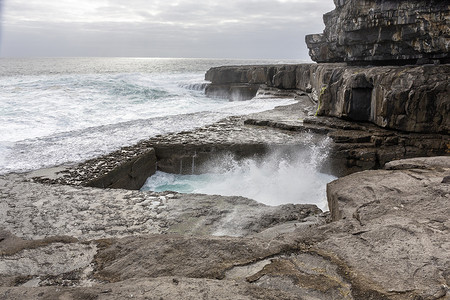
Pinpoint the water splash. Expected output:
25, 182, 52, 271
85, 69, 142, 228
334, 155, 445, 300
142, 137, 336, 211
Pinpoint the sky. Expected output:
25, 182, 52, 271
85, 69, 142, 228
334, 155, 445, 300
0, 0, 335, 59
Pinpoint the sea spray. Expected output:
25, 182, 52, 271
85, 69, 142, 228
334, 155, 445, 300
141, 136, 336, 211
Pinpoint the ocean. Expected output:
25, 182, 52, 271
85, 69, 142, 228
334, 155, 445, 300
0, 57, 334, 209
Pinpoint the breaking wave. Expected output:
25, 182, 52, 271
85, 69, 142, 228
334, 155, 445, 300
141, 137, 336, 211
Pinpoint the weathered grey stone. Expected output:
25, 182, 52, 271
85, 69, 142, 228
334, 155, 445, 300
0, 174, 321, 241
86, 148, 157, 190
385, 156, 450, 170
306, 0, 450, 65
28, 147, 158, 190
319, 156, 450, 299
315, 64, 450, 133
92, 234, 291, 282
272, 65, 298, 90
205, 66, 251, 84
0, 277, 302, 300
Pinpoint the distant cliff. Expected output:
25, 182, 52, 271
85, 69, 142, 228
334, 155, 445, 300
305, 0, 450, 65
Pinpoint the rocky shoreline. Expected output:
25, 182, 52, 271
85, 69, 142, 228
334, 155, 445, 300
1, 0, 450, 298
1, 99, 449, 299
2, 63, 449, 300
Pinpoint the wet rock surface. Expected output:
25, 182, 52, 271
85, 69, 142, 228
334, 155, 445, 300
244, 100, 448, 175
28, 99, 332, 186
0, 174, 321, 242
28, 95, 448, 188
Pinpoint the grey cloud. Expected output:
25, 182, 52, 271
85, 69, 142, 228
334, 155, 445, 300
0, 0, 335, 58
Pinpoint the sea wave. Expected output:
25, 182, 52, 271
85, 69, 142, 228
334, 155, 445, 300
141, 137, 336, 211
0, 57, 300, 174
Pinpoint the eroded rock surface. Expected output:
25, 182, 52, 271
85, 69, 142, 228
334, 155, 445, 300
1, 157, 449, 299
0, 174, 321, 241
306, 0, 450, 65
205, 64, 450, 134
317, 157, 450, 299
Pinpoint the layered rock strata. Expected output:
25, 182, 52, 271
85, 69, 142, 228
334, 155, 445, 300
305, 0, 450, 65
245, 103, 449, 175
205, 64, 450, 134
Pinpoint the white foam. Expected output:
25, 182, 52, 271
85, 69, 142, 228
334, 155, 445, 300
142, 139, 335, 211
0, 57, 299, 174
0, 98, 296, 174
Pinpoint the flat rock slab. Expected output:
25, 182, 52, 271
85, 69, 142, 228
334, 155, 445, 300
0, 174, 321, 241
0, 277, 300, 300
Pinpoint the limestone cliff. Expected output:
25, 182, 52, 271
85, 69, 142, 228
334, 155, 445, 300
306, 0, 450, 65
205, 64, 450, 134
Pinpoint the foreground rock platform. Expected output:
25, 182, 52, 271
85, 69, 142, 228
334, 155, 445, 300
1, 156, 449, 299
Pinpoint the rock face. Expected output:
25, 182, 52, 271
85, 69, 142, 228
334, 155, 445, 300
205, 64, 450, 134
305, 0, 450, 65
246, 104, 449, 176
28, 146, 157, 190
86, 148, 157, 190
314, 64, 450, 134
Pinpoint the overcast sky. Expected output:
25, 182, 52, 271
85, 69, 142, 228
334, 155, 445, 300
0, 0, 334, 59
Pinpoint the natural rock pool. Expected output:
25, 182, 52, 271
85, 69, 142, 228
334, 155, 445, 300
141, 144, 336, 211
